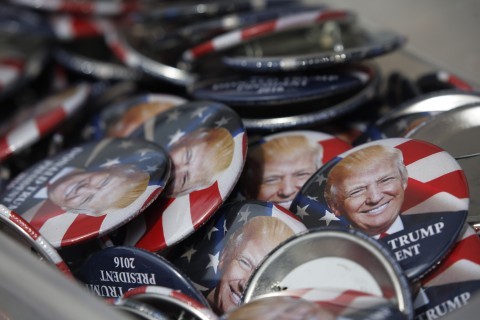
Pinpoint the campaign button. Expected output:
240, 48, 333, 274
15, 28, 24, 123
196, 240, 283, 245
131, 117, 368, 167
122, 101, 246, 252
121, 285, 218, 319
214, 13, 405, 72
243, 227, 413, 319
0, 138, 171, 248
0, 83, 91, 161
406, 102, 480, 233
172, 200, 307, 314
78, 245, 208, 306
239, 63, 380, 132
90, 93, 187, 139
239, 130, 351, 209
226, 288, 406, 320
414, 225, 480, 320
180, 9, 354, 68
356, 90, 480, 143
189, 64, 370, 110
290, 138, 469, 281
0, 204, 72, 277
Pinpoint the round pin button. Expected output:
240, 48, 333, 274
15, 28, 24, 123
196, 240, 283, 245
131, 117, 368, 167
239, 130, 351, 209
240, 63, 380, 132
78, 246, 209, 306
0, 204, 72, 277
205, 13, 405, 73
243, 227, 413, 319
189, 64, 370, 113
414, 225, 480, 320
172, 200, 307, 315
180, 9, 354, 67
0, 138, 171, 248
122, 101, 247, 252
121, 285, 218, 320
0, 83, 91, 161
290, 138, 469, 281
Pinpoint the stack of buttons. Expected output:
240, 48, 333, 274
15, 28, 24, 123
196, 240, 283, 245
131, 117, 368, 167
0, 1, 478, 319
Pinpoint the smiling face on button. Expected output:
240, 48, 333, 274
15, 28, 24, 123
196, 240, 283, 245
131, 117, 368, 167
215, 234, 275, 313
49, 170, 130, 215
211, 216, 295, 314
48, 164, 151, 216
258, 151, 319, 208
326, 146, 408, 236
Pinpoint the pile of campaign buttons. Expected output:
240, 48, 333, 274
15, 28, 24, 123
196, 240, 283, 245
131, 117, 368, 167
0, 1, 479, 320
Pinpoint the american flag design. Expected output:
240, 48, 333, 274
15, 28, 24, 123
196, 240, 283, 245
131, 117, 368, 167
0, 204, 72, 277
172, 201, 306, 301
242, 288, 406, 320
0, 138, 170, 248
414, 224, 480, 319
78, 246, 208, 305
290, 138, 469, 281
122, 101, 247, 252
181, 9, 351, 62
9, 0, 141, 16
0, 83, 91, 161
121, 285, 218, 320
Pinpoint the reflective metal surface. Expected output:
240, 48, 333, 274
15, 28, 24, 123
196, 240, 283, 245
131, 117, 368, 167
244, 228, 413, 319
407, 102, 480, 226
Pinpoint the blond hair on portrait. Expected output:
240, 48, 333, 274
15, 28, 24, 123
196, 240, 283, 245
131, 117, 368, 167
324, 145, 407, 208
109, 101, 176, 137
242, 135, 323, 198
250, 135, 323, 167
181, 127, 234, 180
48, 164, 150, 214
109, 164, 150, 208
221, 216, 295, 264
